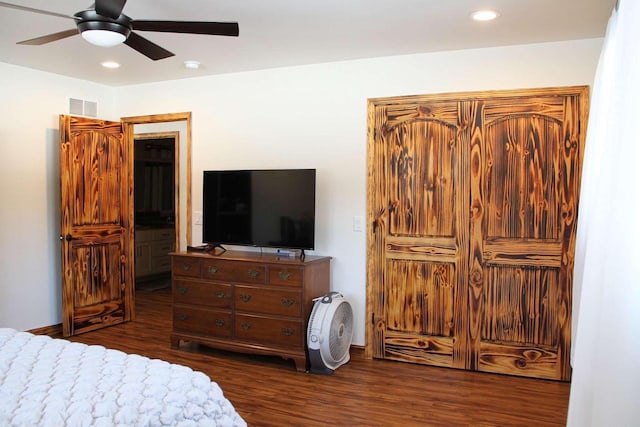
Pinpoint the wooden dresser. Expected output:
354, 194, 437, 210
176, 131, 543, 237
169, 250, 331, 372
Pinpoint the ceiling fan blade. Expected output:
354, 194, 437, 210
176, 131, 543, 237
124, 31, 174, 61
17, 29, 79, 46
131, 20, 239, 37
0, 1, 76, 20
95, 0, 127, 19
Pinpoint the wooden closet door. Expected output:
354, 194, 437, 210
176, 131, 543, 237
367, 87, 587, 380
367, 98, 471, 369
471, 89, 586, 380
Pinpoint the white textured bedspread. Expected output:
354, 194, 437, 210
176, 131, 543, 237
0, 328, 246, 427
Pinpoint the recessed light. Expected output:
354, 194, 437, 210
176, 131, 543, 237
184, 60, 201, 70
472, 9, 499, 21
101, 61, 120, 69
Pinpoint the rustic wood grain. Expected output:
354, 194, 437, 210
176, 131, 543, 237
368, 97, 466, 371
367, 87, 588, 381
482, 265, 561, 346
452, 100, 474, 370
385, 259, 455, 337
62, 289, 572, 426
467, 98, 486, 372
59, 115, 131, 336
387, 119, 456, 237
366, 101, 389, 359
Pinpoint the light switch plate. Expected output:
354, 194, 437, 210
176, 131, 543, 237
353, 215, 363, 232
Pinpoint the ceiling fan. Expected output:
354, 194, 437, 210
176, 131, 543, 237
0, 0, 239, 60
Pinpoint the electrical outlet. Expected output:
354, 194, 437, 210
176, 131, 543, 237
194, 211, 203, 225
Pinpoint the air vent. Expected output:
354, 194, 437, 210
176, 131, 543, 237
68, 98, 97, 117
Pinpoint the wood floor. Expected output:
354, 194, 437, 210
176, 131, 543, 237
65, 289, 571, 426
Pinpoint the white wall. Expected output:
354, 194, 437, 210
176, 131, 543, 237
0, 38, 603, 343
115, 38, 603, 345
0, 62, 116, 330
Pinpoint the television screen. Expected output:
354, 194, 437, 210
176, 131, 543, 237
202, 169, 316, 250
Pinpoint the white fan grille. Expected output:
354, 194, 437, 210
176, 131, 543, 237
329, 301, 353, 361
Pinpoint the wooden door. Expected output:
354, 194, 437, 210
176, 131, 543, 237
367, 87, 588, 380
59, 115, 133, 337
367, 99, 470, 369
471, 91, 585, 380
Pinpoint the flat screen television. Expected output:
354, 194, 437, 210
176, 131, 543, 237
202, 169, 316, 250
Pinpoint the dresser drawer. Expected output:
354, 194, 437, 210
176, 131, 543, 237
173, 257, 201, 278
173, 306, 232, 337
235, 314, 302, 347
234, 285, 301, 317
269, 267, 303, 287
174, 280, 232, 308
202, 260, 266, 284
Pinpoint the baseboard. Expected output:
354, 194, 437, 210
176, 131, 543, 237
27, 323, 63, 338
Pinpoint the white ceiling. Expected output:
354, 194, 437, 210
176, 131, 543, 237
0, 0, 615, 86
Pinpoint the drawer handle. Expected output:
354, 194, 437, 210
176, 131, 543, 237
181, 263, 192, 271
281, 328, 295, 336
240, 322, 251, 330
239, 294, 252, 302
281, 298, 296, 307
215, 319, 226, 327
247, 269, 260, 279
278, 271, 292, 281
177, 286, 188, 295
178, 313, 189, 321
215, 291, 227, 299
207, 266, 218, 274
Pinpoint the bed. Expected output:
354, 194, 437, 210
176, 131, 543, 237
0, 328, 246, 426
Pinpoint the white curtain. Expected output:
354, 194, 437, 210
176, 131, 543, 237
567, 0, 640, 425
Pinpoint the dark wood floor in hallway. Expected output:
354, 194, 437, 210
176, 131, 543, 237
66, 289, 571, 426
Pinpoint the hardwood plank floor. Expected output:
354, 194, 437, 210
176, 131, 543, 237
65, 289, 570, 426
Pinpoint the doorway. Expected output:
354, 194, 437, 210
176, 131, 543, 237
121, 112, 193, 296
133, 133, 177, 291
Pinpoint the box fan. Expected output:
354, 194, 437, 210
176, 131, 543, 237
307, 292, 354, 374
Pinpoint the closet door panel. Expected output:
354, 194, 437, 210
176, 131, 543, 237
474, 92, 584, 380
383, 259, 456, 367
368, 99, 468, 368
388, 119, 456, 237
484, 114, 563, 240
482, 265, 562, 346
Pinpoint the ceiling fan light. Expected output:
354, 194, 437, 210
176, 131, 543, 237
82, 29, 127, 47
